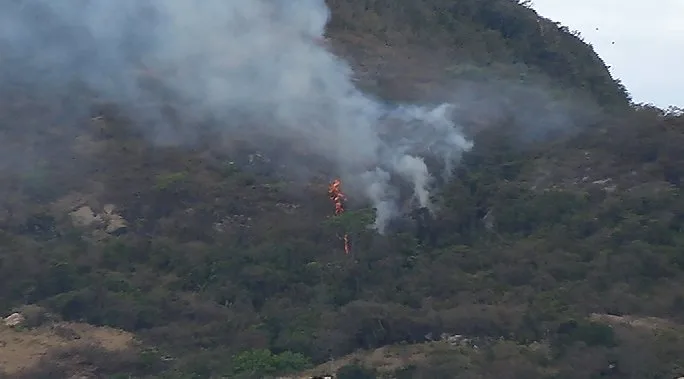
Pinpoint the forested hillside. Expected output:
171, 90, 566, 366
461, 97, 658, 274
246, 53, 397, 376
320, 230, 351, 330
325, 0, 630, 107
1, 0, 683, 378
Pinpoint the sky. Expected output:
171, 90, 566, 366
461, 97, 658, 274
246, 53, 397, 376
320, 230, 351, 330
530, 0, 683, 109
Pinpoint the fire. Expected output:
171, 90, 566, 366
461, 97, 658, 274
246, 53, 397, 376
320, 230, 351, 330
328, 179, 345, 215
328, 178, 350, 254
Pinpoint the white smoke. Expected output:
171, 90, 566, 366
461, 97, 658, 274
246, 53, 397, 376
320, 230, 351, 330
361, 169, 398, 232
0, 0, 473, 233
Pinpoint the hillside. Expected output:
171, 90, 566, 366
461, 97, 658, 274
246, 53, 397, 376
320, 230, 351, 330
327, 0, 631, 108
0, 316, 138, 378
1, 0, 683, 378
295, 310, 684, 379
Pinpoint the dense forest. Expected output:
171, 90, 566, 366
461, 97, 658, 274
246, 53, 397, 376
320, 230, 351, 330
1, 0, 683, 378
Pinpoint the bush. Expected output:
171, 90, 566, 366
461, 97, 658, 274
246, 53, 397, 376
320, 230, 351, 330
337, 363, 377, 379
13, 304, 56, 328
231, 349, 311, 377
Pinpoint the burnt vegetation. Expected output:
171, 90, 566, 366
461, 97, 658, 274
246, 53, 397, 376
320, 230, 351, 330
1, 0, 684, 378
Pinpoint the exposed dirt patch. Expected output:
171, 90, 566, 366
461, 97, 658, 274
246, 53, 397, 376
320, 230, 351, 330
589, 313, 681, 332
292, 341, 452, 378
0, 321, 134, 375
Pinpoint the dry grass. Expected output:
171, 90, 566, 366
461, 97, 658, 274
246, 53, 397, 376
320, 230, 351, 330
0, 321, 134, 375
589, 313, 682, 332
291, 341, 453, 378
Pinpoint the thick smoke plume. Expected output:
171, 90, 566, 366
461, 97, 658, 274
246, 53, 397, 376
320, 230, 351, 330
0, 0, 473, 232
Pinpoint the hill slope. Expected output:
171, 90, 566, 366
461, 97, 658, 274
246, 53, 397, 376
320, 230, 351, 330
0, 318, 138, 378
1, 0, 683, 378
325, 0, 630, 107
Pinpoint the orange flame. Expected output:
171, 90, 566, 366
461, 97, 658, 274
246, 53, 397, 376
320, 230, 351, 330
328, 179, 350, 254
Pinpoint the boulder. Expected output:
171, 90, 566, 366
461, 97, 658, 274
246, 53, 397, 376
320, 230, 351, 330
4, 312, 25, 327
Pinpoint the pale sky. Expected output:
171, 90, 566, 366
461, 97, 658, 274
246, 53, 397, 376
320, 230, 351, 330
531, 0, 683, 109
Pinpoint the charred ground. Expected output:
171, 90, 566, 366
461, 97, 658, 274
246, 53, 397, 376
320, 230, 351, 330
2, 1, 684, 378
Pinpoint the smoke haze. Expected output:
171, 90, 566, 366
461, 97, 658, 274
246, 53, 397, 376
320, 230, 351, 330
0, 0, 600, 232
0, 0, 478, 232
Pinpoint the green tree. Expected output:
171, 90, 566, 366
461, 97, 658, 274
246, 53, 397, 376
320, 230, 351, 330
337, 363, 378, 379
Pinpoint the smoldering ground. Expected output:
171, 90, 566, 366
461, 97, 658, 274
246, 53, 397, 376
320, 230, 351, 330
0, 0, 598, 232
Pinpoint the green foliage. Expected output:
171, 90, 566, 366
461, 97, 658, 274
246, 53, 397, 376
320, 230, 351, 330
326, 0, 630, 107
231, 349, 311, 377
153, 171, 190, 191
394, 365, 418, 379
1, 0, 683, 378
324, 207, 376, 232
21, 167, 49, 196
219, 161, 240, 177
495, 190, 589, 235
337, 363, 378, 379
555, 319, 617, 348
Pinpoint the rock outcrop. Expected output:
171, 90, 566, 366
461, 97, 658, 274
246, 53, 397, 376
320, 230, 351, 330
69, 204, 128, 236
3, 312, 25, 327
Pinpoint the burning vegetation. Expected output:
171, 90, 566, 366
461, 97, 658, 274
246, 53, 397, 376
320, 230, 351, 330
328, 178, 350, 254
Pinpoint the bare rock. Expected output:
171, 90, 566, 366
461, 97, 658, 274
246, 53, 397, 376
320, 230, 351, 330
4, 312, 25, 327
483, 209, 495, 230
101, 204, 127, 235
52, 193, 90, 214
69, 204, 128, 235
102, 204, 115, 215
104, 214, 128, 235
69, 206, 102, 228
